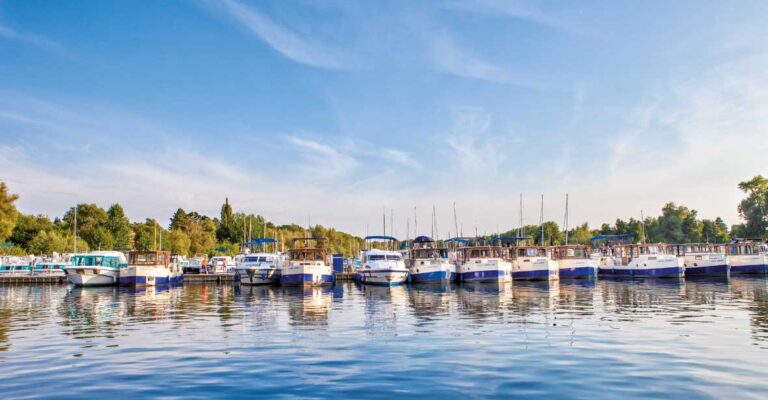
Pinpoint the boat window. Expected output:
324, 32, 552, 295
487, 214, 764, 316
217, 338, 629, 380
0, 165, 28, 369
526, 248, 537, 257
386, 255, 402, 261
148, 253, 157, 263
245, 257, 260, 262
368, 255, 386, 261
159, 254, 165, 264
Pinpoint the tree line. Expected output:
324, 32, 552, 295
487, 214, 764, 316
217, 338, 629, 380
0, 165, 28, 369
1, 175, 767, 256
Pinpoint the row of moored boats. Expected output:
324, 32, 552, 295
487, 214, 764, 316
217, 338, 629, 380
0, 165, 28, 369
2, 237, 766, 287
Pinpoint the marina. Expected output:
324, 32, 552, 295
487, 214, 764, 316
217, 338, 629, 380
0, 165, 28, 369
1, 278, 767, 398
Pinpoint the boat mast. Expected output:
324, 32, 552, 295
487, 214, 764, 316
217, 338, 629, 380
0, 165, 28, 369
453, 202, 459, 240
539, 194, 544, 246
73, 205, 78, 253
414, 206, 418, 236
640, 210, 647, 244
564, 193, 569, 245
519, 193, 524, 240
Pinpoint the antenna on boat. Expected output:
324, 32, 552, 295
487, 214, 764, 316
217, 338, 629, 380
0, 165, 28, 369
539, 194, 544, 246
391, 209, 394, 239
640, 210, 647, 244
154, 221, 158, 251
564, 193, 569, 245
159, 228, 163, 251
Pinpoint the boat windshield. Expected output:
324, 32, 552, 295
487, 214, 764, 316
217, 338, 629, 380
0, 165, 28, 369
387, 255, 402, 261
368, 255, 386, 261
72, 255, 120, 267
245, 256, 271, 262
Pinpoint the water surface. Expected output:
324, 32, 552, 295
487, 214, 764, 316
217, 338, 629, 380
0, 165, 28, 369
1, 277, 767, 399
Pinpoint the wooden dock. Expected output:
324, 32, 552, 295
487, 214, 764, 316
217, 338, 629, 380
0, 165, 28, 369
183, 273, 238, 283
0, 275, 67, 284
0, 272, 355, 285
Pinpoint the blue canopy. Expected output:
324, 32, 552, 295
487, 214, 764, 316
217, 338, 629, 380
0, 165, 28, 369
590, 234, 634, 241
413, 235, 434, 243
492, 236, 528, 244
243, 238, 277, 246
365, 235, 398, 242
0, 243, 14, 247
445, 237, 470, 244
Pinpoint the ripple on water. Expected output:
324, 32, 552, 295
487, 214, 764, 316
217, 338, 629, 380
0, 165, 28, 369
0, 279, 767, 398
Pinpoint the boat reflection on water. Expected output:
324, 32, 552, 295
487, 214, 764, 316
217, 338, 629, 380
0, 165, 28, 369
58, 286, 124, 339
120, 285, 181, 322
599, 278, 686, 315
238, 285, 281, 331
283, 286, 333, 327
729, 276, 768, 345
456, 282, 513, 321
681, 277, 730, 306
407, 284, 454, 322
360, 284, 410, 334
511, 280, 560, 317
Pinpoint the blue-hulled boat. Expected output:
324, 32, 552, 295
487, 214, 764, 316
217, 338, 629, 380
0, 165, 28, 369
408, 235, 455, 284
727, 240, 768, 274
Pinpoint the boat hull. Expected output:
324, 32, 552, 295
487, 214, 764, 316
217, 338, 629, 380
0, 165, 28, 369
238, 268, 281, 285
119, 266, 182, 286
459, 269, 510, 283
599, 266, 683, 278
410, 270, 452, 284
558, 266, 597, 279
281, 273, 335, 286
730, 264, 768, 274
65, 269, 119, 286
513, 268, 559, 281
355, 269, 409, 286
685, 264, 728, 277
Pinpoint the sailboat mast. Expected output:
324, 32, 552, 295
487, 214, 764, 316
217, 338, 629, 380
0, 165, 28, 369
564, 193, 569, 245
539, 194, 544, 246
73, 205, 78, 253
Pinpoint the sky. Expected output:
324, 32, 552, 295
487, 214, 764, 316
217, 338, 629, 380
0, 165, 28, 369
1, 0, 768, 237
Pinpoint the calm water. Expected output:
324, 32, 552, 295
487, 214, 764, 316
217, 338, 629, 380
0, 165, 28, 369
1, 278, 768, 399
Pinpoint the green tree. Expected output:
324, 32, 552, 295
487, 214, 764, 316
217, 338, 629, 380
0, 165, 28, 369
169, 229, 191, 255
106, 204, 131, 248
0, 182, 19, 242
737, 175, 768, 238
169, 208, 190, 231
10, 214, 53, 250
62, 204, 112, 250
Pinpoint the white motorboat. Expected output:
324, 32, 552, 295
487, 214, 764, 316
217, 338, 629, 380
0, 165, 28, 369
237, 238, 282, 285
280, 237, 334, 287
120, 250, 183, 286
409, 235, 455, 284
668, 243, 729, 277
456, 241, 512, 283
553, 245, 597, 279
64, 251, 127, 286
510, 245, 559, 281
356, 236, 409, 286
727, 240, 768, 274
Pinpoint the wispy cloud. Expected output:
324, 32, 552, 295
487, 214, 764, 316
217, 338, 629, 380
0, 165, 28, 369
215, 0, 351, 70
453, 0, 597, 37
284, 135, 358, 179
0, 23, 66, 53
427, 34, 540, 88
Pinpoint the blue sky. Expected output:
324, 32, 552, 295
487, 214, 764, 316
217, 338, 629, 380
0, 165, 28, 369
2, 0, 768, 237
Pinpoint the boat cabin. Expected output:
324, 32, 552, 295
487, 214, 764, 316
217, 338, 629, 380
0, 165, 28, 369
727, 240, 768, 256
128, 250, 170, 267
289, 238, 330, 264
666, 243, 726, 256
553, 245, 590, 260
458, 246, 504, 261
71, 253, 126, 268
508, 246, 552, 260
